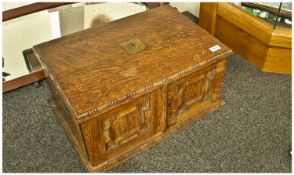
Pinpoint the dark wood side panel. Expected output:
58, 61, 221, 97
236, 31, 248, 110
47, 78, 88, 160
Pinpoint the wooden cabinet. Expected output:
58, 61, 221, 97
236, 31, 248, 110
33, 6, 232, 172
199, 2, 292, 74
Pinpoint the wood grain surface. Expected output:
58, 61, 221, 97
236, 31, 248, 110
217, 3, 273, 44
34, 5, 233, 171
269, 27, 292, 48
199, 3, 218, 35
199, 2, 292, 75
34, 6, 232, 118
215, 16, 267, 70
263, 47, 292, 74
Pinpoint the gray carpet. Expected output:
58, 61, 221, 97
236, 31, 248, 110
3, 54, 291, 172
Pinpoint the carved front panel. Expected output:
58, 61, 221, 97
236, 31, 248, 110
80, 88, 165, 166
101, 96, 152, 152
167, 65, 217, 127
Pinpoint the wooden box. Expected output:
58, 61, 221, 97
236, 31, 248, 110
33, 6, 232, 172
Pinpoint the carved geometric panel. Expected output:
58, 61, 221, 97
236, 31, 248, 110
167, 66, 216, 127
101, 96, 151, 152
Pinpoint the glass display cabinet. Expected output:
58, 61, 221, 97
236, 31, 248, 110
240, 2, 292, 29
199, 2, 292, 75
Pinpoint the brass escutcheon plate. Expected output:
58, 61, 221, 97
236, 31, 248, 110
119, 38, 146, 54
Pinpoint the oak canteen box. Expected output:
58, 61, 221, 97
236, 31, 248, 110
33, 6, 232, 172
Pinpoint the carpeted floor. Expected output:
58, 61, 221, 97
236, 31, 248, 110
3, 54, 291, 172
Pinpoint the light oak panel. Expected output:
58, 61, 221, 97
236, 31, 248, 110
269, 28, 292, 48
263, 47, 292, 74
199, 2, 292, 74
215, 16, 267, 69
217, 3, 273, 44
199, 3, 218, 34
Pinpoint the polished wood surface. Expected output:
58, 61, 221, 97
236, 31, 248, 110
199, 3, 218, 35
34, 6, 232, 118
269, 27, 292, 48
199, 2, 292, 74
215, 16, 267, 70
217, 3, 273, 44
35, 6, 232, 172
48, 57, 229, 172
263, 47, 292, 74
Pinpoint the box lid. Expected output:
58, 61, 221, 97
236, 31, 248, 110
33, 6, 232, 120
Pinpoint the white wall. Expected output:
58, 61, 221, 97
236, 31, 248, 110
170, 2, 200, 17
3, 11, 54, 80
2, 2, 33, 11
59, 6, 85, 36
84, 3, 146, 29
